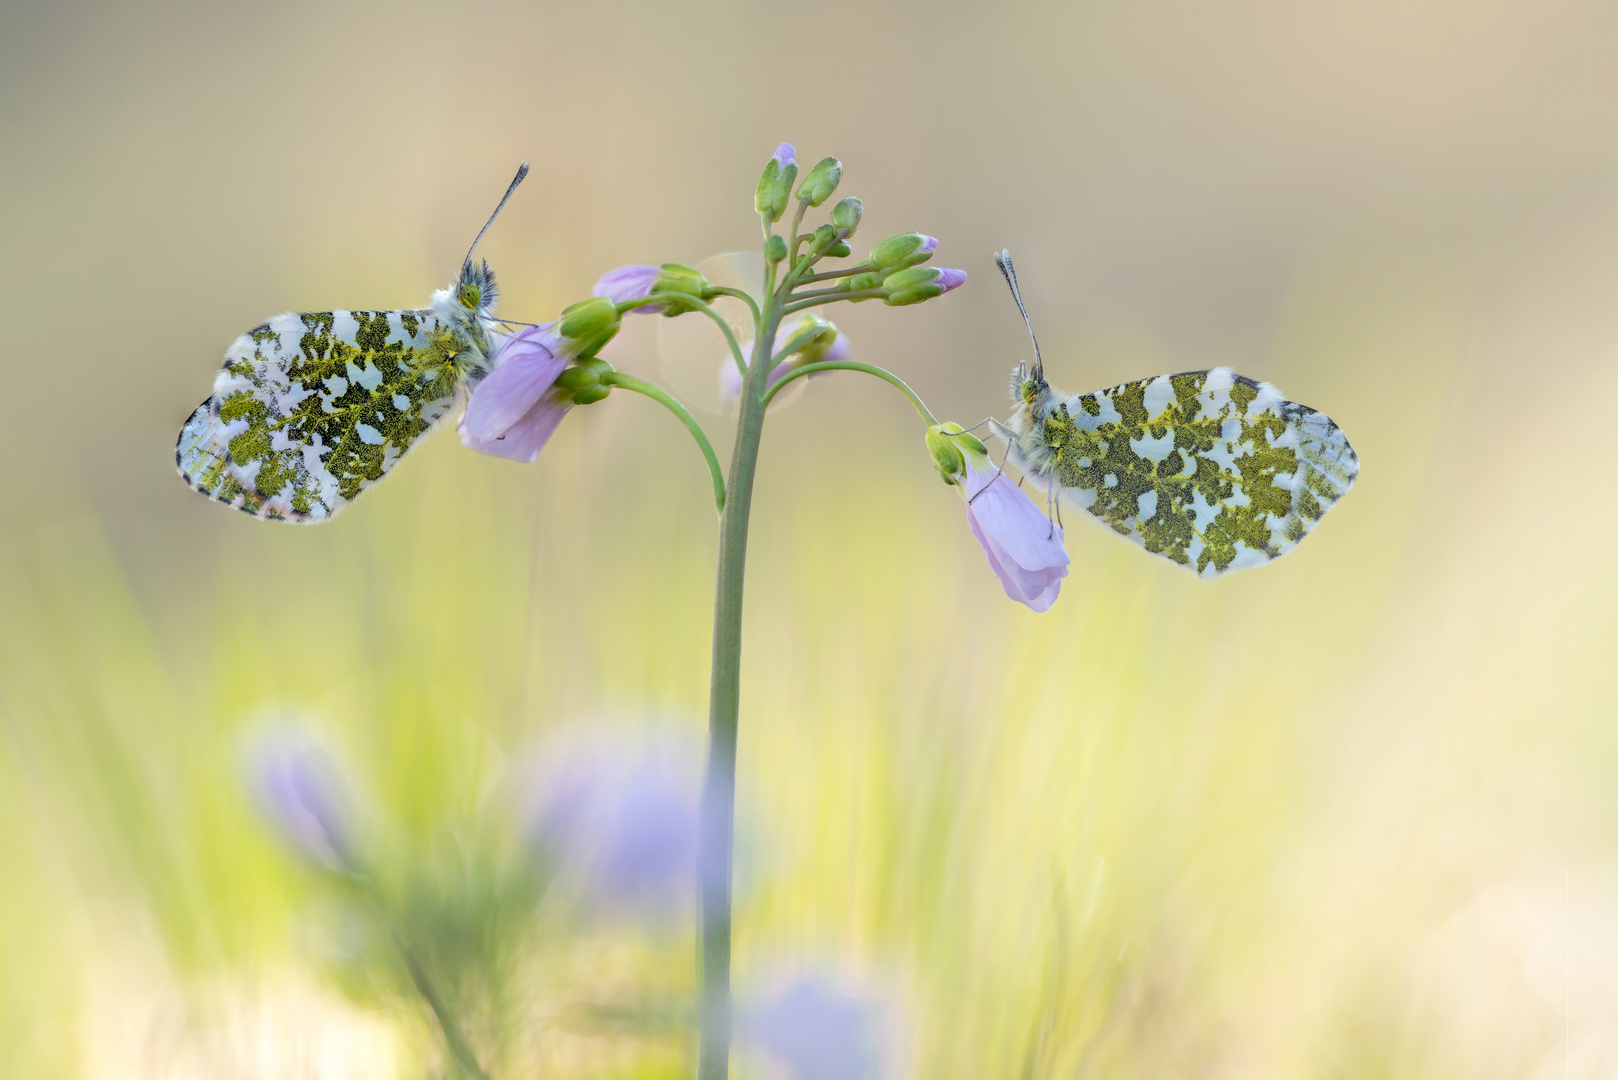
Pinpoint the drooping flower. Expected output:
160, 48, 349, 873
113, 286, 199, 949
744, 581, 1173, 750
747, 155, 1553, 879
718, 314, 848, 407
459, 323, 572, 462
740, 974, 886, 1080
245, 728, 358, 873
927, 423, 1069, 611
594, 262, 713, 316
460, 296, 624, 462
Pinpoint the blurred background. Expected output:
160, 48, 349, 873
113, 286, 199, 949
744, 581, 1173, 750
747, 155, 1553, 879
3, 0, 1617, 1075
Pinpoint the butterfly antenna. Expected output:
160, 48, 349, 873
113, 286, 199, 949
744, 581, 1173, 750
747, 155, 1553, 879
463, 162, 530, 270
994, 248, 1043, 383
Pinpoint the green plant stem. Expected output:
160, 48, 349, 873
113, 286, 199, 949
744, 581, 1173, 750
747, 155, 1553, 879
618, 293, 750, 375
395, 935, 490, 1080
763, 359, 938, 424
707, 285, 761, 324
602, 372, 726, 515
697, 253, 778, 1080
781, 288, 886, 314
795, 262, 874, 285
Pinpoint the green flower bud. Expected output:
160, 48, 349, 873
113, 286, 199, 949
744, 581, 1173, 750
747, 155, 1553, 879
569, 384, 611, 405
781, 314, 839, 362
868, 232, 938, 273
755, 144, 799, 222
765, 234, 788, 263
796, 157, 842, 207
881, 266, 966, 307
836, 271, 884, 299
828, 197, 862, 238
558, 297, 622, 356
811, 223, 836, 250
826, 240, 852, 258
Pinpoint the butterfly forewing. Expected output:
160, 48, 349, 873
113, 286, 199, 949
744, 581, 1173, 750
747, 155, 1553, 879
177, 309, 464, 522
1046, 367, 1357, 578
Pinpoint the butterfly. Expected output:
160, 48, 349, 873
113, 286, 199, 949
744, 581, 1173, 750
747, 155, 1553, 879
176, 164, 530, 523
986, 250, 1358, 579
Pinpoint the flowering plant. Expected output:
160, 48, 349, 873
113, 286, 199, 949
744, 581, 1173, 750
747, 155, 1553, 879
449, 142, 1069, 1077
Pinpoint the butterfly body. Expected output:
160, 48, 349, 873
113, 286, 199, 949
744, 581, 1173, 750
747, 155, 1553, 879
177, 262, 503, 523
992, 364, 1358, 578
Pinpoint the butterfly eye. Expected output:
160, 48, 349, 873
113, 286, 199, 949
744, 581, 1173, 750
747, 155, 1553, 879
1020, 379, 1037, 402
459, 283, 482, 310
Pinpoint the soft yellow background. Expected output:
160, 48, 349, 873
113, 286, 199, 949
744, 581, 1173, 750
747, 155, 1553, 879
2, 0, 1617, 1076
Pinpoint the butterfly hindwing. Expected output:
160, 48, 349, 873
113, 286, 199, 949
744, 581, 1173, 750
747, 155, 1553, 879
1043, 367, 1357, 578
176, 309, 465, 522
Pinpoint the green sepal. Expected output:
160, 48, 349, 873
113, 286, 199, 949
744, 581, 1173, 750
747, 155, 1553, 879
570, 385, 611, 405
837, 272, 883, 293
925, 425, 966, 485
649, 263, 712, 316
796, 157, 842, 207
826, 240, 852, 258
829, 197, 862, 238
881, 266, 945, 306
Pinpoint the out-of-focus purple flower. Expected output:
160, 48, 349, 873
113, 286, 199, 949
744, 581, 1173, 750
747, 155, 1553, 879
246, 730, 357, 873
523, 729, 701, 910
459, 324, 572, 462
742, 975, 884, 1080
592, 264, 661, 313
962, 456, 1068, 612
719, 315, 848, 407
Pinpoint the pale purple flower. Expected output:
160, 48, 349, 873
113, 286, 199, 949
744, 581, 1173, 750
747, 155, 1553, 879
523, 730, 701, 910
742, 976, 884, 1080
934, 267, 967, 294
962, 458, 1068, 612
459, 324, 572, 462
246, 730, 357, 873
593, 264, 660, 313
771, 142, 796, 169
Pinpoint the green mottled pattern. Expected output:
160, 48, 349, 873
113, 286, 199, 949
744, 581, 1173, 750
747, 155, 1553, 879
177, 309, 473, 522
1021, 367, 1357, 578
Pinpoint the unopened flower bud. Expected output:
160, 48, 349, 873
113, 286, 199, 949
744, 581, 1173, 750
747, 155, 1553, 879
868, 233, 938, 273
826, 240, 852, 258
755, 143, 798, 222
765, 234, 788, 262
837, 271, 884, 300
781, 314, 840, 362
882, 266, 967, 306
796, 156, 842, 207
558, 297, 622, 355
829, 197, 863, 238
811, 223, 836, 250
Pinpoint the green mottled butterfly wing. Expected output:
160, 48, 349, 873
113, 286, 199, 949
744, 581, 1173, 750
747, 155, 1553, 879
177, 309, 466, 522
1044, 367, 1357, 578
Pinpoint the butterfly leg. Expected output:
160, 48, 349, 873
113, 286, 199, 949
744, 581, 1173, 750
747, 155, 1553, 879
969, 438, 1017, 505
1046, 472, 1059, 539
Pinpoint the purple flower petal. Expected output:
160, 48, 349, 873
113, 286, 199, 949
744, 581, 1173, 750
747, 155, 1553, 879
934, 267, 967, 294
593, 264, 662, 313
462, 325, 566, 443
460, 392, 571, 462
772, 142, 796, 168
962, 462, 1068, 611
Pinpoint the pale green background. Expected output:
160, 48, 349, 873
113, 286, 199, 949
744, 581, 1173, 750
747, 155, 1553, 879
2, 1, 1617, 1076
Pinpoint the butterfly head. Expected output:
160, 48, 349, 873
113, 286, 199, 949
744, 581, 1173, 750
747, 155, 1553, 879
455, 258, 500, 317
